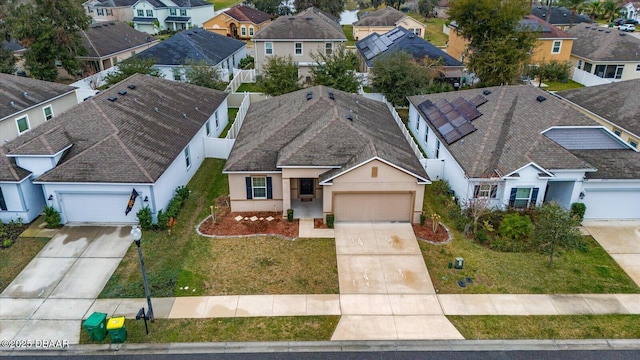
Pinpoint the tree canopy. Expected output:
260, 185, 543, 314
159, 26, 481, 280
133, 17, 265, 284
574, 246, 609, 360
309, 45, 360, 93
534, 202, 584, 268
5, 0, 91, 81
184, 60, 227, 90
103, 57, 163, 86
245, 0, 292, 16
293, 0, 345, 18
527, 60, 572, 87
257, 55, 301, 96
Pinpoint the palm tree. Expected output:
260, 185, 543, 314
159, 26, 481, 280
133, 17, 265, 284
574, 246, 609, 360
601, 0, 623, 23
584, 0, 602, 21
560, 0, 588, 27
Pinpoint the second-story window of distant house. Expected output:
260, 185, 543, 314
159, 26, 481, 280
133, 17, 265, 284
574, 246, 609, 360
106, 9, 112, 16
170, 8, 177, 16
294, 42, 302, 55
146, 9, 153, 17
137, 9, 144, 16
97, 8, 104, 16
249, 27, 254, 36
87, 7, 93, 13
552, 40, 562, 54
180, 9, 187, 16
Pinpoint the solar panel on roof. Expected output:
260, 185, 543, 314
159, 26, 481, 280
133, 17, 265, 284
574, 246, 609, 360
380, 36, 393, 46
469, 95, 488, 107
417, 96, 481, 145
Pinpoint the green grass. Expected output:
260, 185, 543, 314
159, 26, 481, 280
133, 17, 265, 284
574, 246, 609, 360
420, 186, 640, 294
236, 83, 262, 92
80, 316, 339, 343
0, 237, 48, 292
219, 108, 238, 138
342, 25, 356, 46
448, 315, 640, 339
419, 16, 449, 47
543, 80, 585, 92
208, 0, 242, 10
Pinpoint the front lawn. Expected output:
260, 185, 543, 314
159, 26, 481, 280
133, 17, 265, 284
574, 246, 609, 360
208, 0, 242, 10
0, 236, 48, 292
100, 159, 338, 298
422, 17, 449, 47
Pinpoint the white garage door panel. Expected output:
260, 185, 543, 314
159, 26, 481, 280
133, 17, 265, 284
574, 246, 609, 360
61, 193, 139, 223
333, 193, 412, 222
582, 190, 640, 220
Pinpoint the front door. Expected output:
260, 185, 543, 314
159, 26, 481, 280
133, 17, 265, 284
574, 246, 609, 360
299, 178, 314, 197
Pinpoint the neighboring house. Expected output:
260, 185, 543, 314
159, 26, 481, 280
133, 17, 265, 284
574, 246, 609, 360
407, 85, 640, 220
623, 2, 640, 23
530, 6, 591, 30
355, 27, 464, 84
132, 0, 214, 35
78, 22, 159, 73
83, 0, 137, 23
434, 0, 450, 19
0, 74, 77, 144
557, 79, 640, 149
203, 5, 272, 40
134, 28, 246, 82
223, 86, 430, 223
352, 6, 426, 41
447, 16, 575, 66
252, 7, 346, 81
566, 23, 640, 85
1, 74, 229, 224
1, 40, 26, 74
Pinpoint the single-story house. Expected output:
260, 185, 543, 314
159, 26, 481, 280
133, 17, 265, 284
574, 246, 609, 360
566, 23, 640, 85
557, 79, 640, 149
223, 86, 430, 223
203, 5, 272, 40
83, 0, 137, 23
1, 73, 228, 224
78, 21, 159, 73
352, 6, 426, 41
134, 28, 245, 82
407, 85, 640, 220
356, 26, 464, 84
530, 6, 591, 30
1, 73, 78, 144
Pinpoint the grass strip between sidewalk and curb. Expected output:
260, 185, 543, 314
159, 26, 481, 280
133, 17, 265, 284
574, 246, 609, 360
80, 316, 339, 344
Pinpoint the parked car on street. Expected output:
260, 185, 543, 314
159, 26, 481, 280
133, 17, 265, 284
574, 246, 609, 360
619, 23, 636, 32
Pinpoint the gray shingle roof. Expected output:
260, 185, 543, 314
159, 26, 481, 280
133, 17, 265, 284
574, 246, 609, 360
530, 6, 591, 25
135, 28, 244, 66
557, 79, 640, 138
252, 7, 346, 41
3, 74, 228, 183
80, 22, 157, 58
0, 74, 76, 122
353, 7, 406, 27
408, 85, 599, 178
571, 149, 640, 179
565, 23, 640, 61
223, 86, 429, 182
88, 0, 137, 7
0, 147, 30, 182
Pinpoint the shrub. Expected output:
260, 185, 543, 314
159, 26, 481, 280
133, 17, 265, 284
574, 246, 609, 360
420, 213, 426, 226
571, 202, 586, 222
326, 214, 335, 228
43, 206, 61, 228
475, 229, 489, 244
239, 56, 254, 69
3, 239, 12, 248
136, 206, 153, 230
287, 208, 294, 222
166, 197, 182, 218
175, 186, 190, 204
430, 179, 451, 196
157, 210, 169, 230
499, 213, 533, 241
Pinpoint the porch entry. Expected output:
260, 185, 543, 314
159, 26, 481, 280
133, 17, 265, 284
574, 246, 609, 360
299, 178, 314, 199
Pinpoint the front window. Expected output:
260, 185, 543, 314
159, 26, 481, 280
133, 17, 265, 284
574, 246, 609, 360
294, 42, 302, 56
137, 9, 144, 17
106, 9, 113, 16
215, 110, 220, 128
97, 8, 104, 16
584, 62, 593, 73
513, 188, 532, 208
241, 26, 246, 36
410, 28, 421, 36
146, 9, 153, 17
474, 184, 498, 198
184, 146, 191, 169
16, 115, 29, 134
173, 68, 181, 81
170, 8, 177, 16
88, 7, 94, 13
265, 42, 273, 55
180, 9, 187, 16
595, 64, 624, 79
249, 27, 254, 36
252, 177, 267, 199
325, 43, 332, 55
43, 105, 53, 120
552, 40, 562, 54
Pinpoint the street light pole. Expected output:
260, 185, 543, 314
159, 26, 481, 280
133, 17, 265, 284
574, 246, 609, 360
130, 225, 154, 322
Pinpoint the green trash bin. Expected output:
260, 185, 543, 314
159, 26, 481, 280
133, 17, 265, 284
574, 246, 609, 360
107, 316, 127, 343
83, 312, 108, 342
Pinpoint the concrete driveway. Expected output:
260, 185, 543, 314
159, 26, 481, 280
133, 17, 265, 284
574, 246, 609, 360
583, 221, 640, 287
331, 223, 463, 341
0, 226, 131, 344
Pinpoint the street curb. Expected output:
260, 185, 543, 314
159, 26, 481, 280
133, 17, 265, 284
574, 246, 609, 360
3, 339, 640, 356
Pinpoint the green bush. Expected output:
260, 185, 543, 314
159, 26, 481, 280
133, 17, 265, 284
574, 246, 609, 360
43, 206, 61, 228
420, 213, 427, 226
326, 214, 335, 228
166, 197, 182, 218
571, 202, 586, 222
3, 239, 13, 248
136, 206, 153, 230
175, 186, 190, 203
157, 209, 169, 230
287, 208, 294, 222
475, 229, 489, 244
239, 56, 254, 69
499, 213, 533, 241
430, 179, 451, 196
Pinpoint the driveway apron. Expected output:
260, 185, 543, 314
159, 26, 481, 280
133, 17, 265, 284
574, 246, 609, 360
331, 223, 463, 340
584, 221, 640, 287
0, 226, 131, 344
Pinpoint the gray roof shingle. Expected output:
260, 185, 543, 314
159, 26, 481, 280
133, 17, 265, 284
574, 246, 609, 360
570, 149, 640, 179
88, 0, 138, 7
81, 22, 157, 58
223, 86, 428, 182
408, 85, 599, 178
135, 28, 245, 66
0, 74, 76, 122
557, 79, 640, 138
353, 7, 407, 27
252, 7, 345, 41
565, 23, 640, 61
3, 74, 228, 183
530, 6, 591, 25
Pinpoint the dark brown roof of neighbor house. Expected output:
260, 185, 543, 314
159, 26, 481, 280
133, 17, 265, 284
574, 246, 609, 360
565, 23, 640, 61
80, 22, 157, 58
224, 86, 429, 182
354, 7, 408, 27
0, 73, 76, 122
224, 5, 271, 24
557, 78, 640, 138
252, 7, 345, 40
408, 85, 599, 179
3, 74, 228, 183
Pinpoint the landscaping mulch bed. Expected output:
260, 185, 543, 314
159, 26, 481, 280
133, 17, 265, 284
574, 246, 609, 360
413, 219, 450, 243
198, 206, 298, 239
314, 218, 328, 229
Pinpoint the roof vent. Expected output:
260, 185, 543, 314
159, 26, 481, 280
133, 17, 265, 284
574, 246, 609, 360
154, 107, 159, 112
536, 95, 546, 102
118, 90, 127, 95
288, 17, 295, 20
605, 30, 611, 33
482, 90, 491, 95
346, 114, 353, 121
585, 26, 590, 29
22, 91, 28, 97
128, 84, 136, 89
183, 113, 187, 118
108, 96, 117, 102
620, 33, 627, 36
328, 91, 334, 100
542, 13, 545, 17
9, 100, 15, 106
195, 106, 199, 111
306, 91, 313, 100
598, 29, 604, 32
563, 13, 567, 16
305, 17, 312, 20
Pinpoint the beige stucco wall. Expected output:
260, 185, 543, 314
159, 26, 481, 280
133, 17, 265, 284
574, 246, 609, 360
322, 159, 425, 223
352, 16, 426, 41
1, 91, 78, 143
532, 38, 573, 64
203, 14, 269, 40
87, 7, 134, 23
254, 40, 346, 80
228, 173, 284, 213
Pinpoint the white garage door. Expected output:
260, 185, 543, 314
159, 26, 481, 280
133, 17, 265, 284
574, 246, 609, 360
60, 193, 140, 223
582, 189, 640, 220
333, 193, 413, 222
